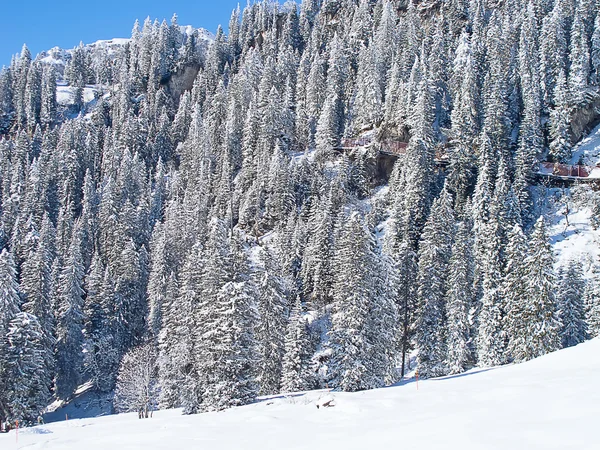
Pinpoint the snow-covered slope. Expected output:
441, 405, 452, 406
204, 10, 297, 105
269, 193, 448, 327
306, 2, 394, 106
545, 185, 600, 274
541, 123, 600, 273
36, 25, 213, 79
570, 122, 600, 167
3, 338, 598, 450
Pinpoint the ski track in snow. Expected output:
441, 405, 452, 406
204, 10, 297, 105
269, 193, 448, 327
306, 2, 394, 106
2, 338, 599, 450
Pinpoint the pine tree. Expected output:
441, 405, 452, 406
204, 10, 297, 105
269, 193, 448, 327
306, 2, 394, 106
477, 208, 506, 367
399, 72, 436, 249
0, 249, 22, 339
281, 296, 313, 393
514, 4, 543, 219
446, 221, 475, 374
368, 248, 399, 388
591, 14, 600, 85
4, 312, 51, 424
171, 242, 204, 414
55, 227, 86, 399
147, 224, 169, 339
20, 215, 56, 388
186, 219, 236, 412
0, 249, 22, 411
503, 224, 528, 361
202, 278, 259, 410
301, 189, 336, 309
328, 212, 382, 391
416, 186, 455, 378
511, 218, 561, 362
549, 69, 572, 163
450, 31, 480, 148
353, 44, 383, 132
568, 13, 591, 105
539, 0, 569, 108
83, 253, 118, 392
24, 62, 42, 128
558, 259, 587, 348
384, 240, 418, 378
0, 67, 14, 132
584, 273, 600, 338
156, 271, 180, 409
255, 247, 288, 396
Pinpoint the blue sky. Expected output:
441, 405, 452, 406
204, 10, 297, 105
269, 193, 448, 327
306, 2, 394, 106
0, 1, 273, 67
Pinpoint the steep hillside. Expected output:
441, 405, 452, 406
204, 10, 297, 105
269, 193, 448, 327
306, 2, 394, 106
2, 0, 600, 426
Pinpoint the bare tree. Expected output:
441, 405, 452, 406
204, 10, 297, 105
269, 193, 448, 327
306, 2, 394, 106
114, 343, 158, 418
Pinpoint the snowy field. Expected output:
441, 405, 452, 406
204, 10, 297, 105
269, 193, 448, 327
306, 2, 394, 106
2, 338, 598, 450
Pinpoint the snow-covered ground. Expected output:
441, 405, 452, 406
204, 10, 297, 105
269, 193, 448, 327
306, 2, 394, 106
56, 84, 99, 106
545, 185, 600, 274
2, 338, 598, 450
571, 122, 600, 167
535, 123, 600, 272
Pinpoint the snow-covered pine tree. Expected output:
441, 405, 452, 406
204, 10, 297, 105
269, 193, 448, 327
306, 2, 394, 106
445, 221, 475, 374
558, 259, 587, 348
24, 61, 42, 129
568, 12, 591, 106
383, 240, 417, 378
549, 69, 572, 163
20, 214, 56, 391
3, 312, 50, 424
40, 64, 57, 129
367, 248, 400, 388
281, 296, 313, 393
202, 277, 259, 411
448, 31, 478, 205
592, 14, 600, 86
83, 253, 117, 392
173, 242, 206, 414
301, 188, 336, 310
539, 0, 569, 109
255, 247, 289, 396
583, 267, 600, 338
147, 224, 169, 339
514, 3, 543, 220
328, 212, 381, 391
55, 226, 86, 399
352, 44, 382, 133
416, 185, 455, 378
503, 223, 528, 362
156, 272, 181, 409
397, 73, 436, 249
477, 195, 507, 367
0, 249, 22, 413
512, 217, 561, 361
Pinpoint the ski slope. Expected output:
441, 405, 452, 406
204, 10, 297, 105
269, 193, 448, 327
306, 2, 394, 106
2, 339, 598, 450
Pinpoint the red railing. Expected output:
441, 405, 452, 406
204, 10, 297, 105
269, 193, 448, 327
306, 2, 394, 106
380, 140, 409, 155
538, 162, 593, 178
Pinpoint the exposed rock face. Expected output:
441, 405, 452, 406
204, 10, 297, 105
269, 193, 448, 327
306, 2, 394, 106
570, 89, 600, 144
166, 65, 201, 100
